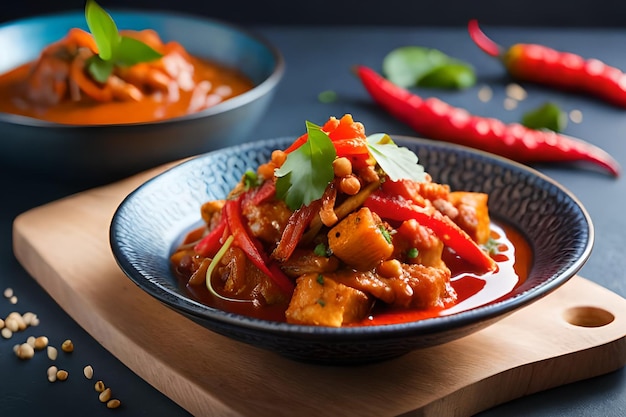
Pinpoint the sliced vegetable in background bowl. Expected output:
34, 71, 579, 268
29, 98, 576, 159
382, 46, 476, 89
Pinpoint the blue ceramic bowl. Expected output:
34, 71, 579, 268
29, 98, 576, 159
110, 137, 593, 364
0, 11, 283, 183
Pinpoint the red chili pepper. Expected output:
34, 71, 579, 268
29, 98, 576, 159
194, 215, 228, 258
242, 179, 276, 208
363, 191, 497, 273
271, 199, 323, 262
223, 198, 295, 295
356, 65, 620, 177
468, 19, 626, 108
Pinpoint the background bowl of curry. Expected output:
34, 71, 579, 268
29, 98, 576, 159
0, 10, 284, 183
110, 136, 594, 365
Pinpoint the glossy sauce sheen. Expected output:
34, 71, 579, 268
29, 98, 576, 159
0, 57, 254, 125
178, 221, 531, 326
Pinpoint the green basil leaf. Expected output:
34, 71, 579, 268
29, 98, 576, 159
85, 0, 120, 61
521, 102, 567, 132
418, 63, 476, 89
275, 121, 336, 210
382, 46, 475, 90
86, 55, 114, 83
114, 36, 163, 67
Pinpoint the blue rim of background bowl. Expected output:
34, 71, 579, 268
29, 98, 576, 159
110, 136, 594, 341
0, 9, 285, 129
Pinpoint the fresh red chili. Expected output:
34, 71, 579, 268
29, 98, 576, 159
271, 199, 323, 262
468, 19, 626, 108
356, 65, 620, 177
194, 214, 228, 258
363, 191, 497, 273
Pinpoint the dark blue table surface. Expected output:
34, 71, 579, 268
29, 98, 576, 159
1, 25, 625, 416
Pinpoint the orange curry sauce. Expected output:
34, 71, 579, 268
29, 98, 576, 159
0, 30, 254, 125
177, 221, 532, 326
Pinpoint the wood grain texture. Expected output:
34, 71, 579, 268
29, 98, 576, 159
12, 162, 626, 417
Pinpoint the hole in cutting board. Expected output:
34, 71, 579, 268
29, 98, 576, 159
563, 306, 615, 328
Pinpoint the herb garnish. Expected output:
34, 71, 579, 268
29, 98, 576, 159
84, 0, 163, 83
275, 121, 337, 210
275, 121, 427, 210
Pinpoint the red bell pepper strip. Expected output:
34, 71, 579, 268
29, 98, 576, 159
468, 19, 626, 108
242, 179, 276, 208
363, 191, 497, 273
356, 65, 620, 177
271, 199, 323, 262
194, 215, 228, 258
223, 198, 295, 295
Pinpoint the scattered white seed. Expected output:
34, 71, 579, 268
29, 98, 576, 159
16, 343, 35, 360
6, 312, 26, 330
56, 369, 69, 381
3, 287, 13, 298
477, 85, 493, 102
29, 316, 40, 326
94, 380, 106, 393
13, 344, 20, 353
47, 345, 58, 361
107, 399, 121, 409
9, 295, 17, 304
21, 312, 37, 326
506, 83, 527, 101
569, 109, 583, 123
47, 366, 58, 382
504, 97, 518, 110
5, 318, 19, 332
61, 339, 74, 353
98, 387, 112, 403
83, 365, 94, 380
0, 318, 4, 329
26, 336, 36, 348
2, 327, 12, 339
34, 336, 49, 350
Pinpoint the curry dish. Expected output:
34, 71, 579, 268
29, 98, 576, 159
170, 115, 531, 327
0, 28, 254, 125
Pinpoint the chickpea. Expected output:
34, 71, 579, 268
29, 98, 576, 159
377, 259, 403, 278
339, 175, 361, 195
271, 150, 287, 168
332, 157, 352, 177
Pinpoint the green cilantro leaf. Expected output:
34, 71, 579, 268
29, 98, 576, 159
84, 0, 163, 83
366, 133, 427, 182
275, 121, 336, 210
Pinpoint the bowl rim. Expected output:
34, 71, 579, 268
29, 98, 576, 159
109, 136, 594, 340
0, 9, 285, 129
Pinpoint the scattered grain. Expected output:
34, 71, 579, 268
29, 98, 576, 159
56, 369, 69, 381
29, 315, 40, 326
505, 83, 527, 101
61, 339, 74, 353
34, 336, 49, 350
83, 365, 94, 380
26, 336, 36, 347
0, 318, 4, 329
5, 318, 19, 332
21, 312, 37, 326
503, 97, 518, 110
569, 109, 583, 124
47, 366, 58, 383
2, 327, 12, 339
3, 287, 13, 298
47, 345, 58, 360
13, 344, 19, 353
477, 85, 493, 102
16, 343, 35, 360
9, 295, 17, 304
6, 312, 26, 330
94, 380, 106, 393
99, 387, 112, 403
107, 399, 121, 409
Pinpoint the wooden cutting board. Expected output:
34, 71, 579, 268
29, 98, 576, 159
12, 162, 626, 417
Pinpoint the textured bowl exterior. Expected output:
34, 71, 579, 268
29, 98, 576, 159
110, 137, 593, 364
0, 11, 284, 183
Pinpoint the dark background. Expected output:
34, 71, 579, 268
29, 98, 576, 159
1, 0, 625, 27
